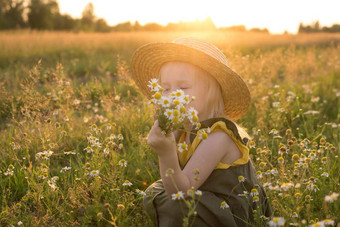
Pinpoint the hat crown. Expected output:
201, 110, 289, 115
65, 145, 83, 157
172, 37, 229, 66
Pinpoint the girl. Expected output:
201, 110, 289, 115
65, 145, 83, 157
130, 37, 271, 226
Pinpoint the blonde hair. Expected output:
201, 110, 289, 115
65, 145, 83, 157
193, 65, 251, 140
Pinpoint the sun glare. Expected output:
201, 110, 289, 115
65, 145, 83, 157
58, 0, 340, 34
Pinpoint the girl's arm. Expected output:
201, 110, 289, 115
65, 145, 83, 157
148, 120, 241, 195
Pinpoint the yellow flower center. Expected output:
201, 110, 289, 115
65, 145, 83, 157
173, 117, 179, 123
173, 110, 179, 116
154, 92, 162, 99
202, 133, 208, 139
174, 100, 180, 105
192, 116, 199, 122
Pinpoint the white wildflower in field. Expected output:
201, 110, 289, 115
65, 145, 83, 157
136, 189, 146, 196
60, 166, 71, 173
17, 221, 23, 226
280, 182, 294, 191
84, 146, 93, 153
272, 102, 280, 108
171, 191, 184, 200
238, 175, 246, 183
195, 190, 202, 196
303, 110, 320, 115
220, 201, 229, 209
250, 188, 259, 197
324, 192, 339, 203
90, 170, 99, 177
269, 129, 279, 135
35, 150, 54, 160
64, 151, 76, 155
122, 180, 132, 187
47, 176, 59, 191
118, 159, 127, 167
268, 217, 285, 226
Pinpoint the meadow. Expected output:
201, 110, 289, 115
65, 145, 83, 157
0, 30, 339, 226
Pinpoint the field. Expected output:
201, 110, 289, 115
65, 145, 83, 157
0, 30, 339, 226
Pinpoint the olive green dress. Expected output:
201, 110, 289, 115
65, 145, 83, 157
143, 118, 272, 227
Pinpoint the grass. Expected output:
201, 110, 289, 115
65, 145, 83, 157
0, 30, 339, 226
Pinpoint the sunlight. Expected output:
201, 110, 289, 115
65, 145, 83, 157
58, 0, 340, 34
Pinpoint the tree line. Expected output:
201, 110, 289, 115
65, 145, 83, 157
0, 0, 270, 32
298, 21, 340, 33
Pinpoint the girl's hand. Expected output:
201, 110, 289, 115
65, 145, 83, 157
148, 120, 176, 156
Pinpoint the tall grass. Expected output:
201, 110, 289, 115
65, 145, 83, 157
0, 31, 339, 226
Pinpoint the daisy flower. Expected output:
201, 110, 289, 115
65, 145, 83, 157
238, 175, 246, 183
118, 159, 127, 167
268, 217, 285, 227
171, 191, 184, 200
177, 142, 188, 153
122, 180, 133, 187
324, 192, 339, 203
220, 201, 230, 209
90, 170, 100, 177
147, 78, 161, 92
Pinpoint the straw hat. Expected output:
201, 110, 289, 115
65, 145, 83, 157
130, 37, 251, 121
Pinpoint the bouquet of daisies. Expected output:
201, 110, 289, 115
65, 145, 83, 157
148, 79, 201, 136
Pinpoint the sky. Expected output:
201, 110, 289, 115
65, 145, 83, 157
58, 0, 340, 34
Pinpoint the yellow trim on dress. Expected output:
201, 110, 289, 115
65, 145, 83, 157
177, 121, 249, 169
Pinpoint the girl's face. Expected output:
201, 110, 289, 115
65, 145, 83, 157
159, 61, 211, 121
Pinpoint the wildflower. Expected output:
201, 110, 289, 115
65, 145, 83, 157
321, 172, 329, 178
35, 150, 54, 160
256, 171, 263, 179
238, 175, 245, 183
90, 170, 100, 177
17, 221, 23, 226
291, 212, 298, 218
147, 78, 161, 92
84, 146, 93, 153
60, 166, 71, 173
64, 151, 76, 155
103, 147, 110, 154
250, 188, 259, 197
177, 142, 188, 153
278, 156, 284, 164
118, 159, 127, 167
160, 97, 171, 107
198, 128, 210, 140
117, 134, 124, 140
248, 140, 256, 148
322, 219, 334, 226
271, 168, 278, 175
122, 180, 133, 187
136, 189, 146, 196
268, 217, 285, 226
220, 201, 230, 209
303, 110, 320, 115
117, 204, 125, 210
324, 192, 339, 203
253, 195, 259, 202
165, 168, 174, 177
272, 102, 280, 108
172, 191, 184, 200
269, 129, 279, 135
195, 190, 202, 196
280, 182, 294, 191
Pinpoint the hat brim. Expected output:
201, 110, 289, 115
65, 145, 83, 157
130, 41, 251, 121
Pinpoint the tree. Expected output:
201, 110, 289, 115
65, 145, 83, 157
81, 2, 95, 31
0, 0, 26, 29
28, 0, 59, 29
